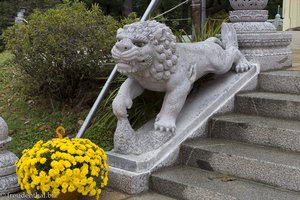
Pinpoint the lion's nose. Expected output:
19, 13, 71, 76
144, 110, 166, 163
116, 39, 133, 52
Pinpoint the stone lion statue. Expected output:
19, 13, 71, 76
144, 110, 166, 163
111, 20, 254, 135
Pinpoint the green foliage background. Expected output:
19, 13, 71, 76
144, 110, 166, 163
0, 0, 62, 51
3, 1, 122, 101
0, 0, 283, 52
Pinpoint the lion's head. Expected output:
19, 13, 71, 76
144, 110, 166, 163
111, 20, 178, 81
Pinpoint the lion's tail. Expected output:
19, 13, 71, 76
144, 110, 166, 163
221, 23, 238, 49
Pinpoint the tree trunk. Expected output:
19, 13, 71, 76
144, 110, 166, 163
122, 0, 132, 17
192, 0, 201, 41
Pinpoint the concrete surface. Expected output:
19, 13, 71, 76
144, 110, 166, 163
235, 91, 300, 120
210, 113, 300, 152
181, 138, 300, 191
152, 166, 300, 200
259, 70, 300, 94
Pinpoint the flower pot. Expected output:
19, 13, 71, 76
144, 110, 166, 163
229, 0, 268, 10
51, 191, 79, 200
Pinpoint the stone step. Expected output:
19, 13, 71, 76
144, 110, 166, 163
235, 92, 300, 120
125, 192, 177, 200
209, 114, 300, 152
180, 138, 300, 191
151, 166, 300, 200
259, 71, 300, 94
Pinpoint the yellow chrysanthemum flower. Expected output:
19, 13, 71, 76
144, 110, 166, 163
68, 184, 76, 192
77, 186, 84, 193
41, 184, 50, 192
52, 188, 60, 196
16, 137, 108, 197
40, 158, 47, 164
76, 150, 84, 156
73, 168, 80, 176
89, 189, 97, 196
62, 182, 68, 189
65, 169, 72, 176
67, 148, 76, 154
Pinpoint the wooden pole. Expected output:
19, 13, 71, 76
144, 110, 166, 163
201, 0, 206, 40
192, 0, 201, 41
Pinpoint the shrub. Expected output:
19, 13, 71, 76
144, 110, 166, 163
3, 1, 120, 100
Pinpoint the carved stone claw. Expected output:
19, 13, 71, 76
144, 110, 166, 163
155, 113, 161, 122
235, 60, 254, 73
154, 121, 176, 133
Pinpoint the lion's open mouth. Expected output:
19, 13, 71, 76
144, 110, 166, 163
111, 46, 138, 61
117, 62, 138, 74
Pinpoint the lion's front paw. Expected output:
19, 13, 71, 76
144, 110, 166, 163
154, 118, 176, 133
112, 96, 133, 118
235, 60, 254, 73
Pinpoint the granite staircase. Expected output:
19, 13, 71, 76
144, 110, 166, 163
150, 70, 300, 200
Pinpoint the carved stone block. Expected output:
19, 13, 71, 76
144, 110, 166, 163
0, 174, 19, 196
230, 10, 268, 22
232, 22, 276, 34
0, 117, 20, 196
229, 0, 268, 10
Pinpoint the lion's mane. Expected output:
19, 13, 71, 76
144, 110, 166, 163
118, 20, 179, 81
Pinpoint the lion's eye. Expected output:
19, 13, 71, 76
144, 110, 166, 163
133, 42, 145, 47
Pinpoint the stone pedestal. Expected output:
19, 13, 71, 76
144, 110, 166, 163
0, 117, 19, 196
229, 0, 292, 71
107, 66, 259, 193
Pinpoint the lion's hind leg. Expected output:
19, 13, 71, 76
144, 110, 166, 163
205, 37, 224, 49
233, 49, 256, 73
219, 46, 254, 74
221, 23, 255, 73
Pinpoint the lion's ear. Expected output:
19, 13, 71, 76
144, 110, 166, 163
154, 29, 166, 41
117, 28, 124, 35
